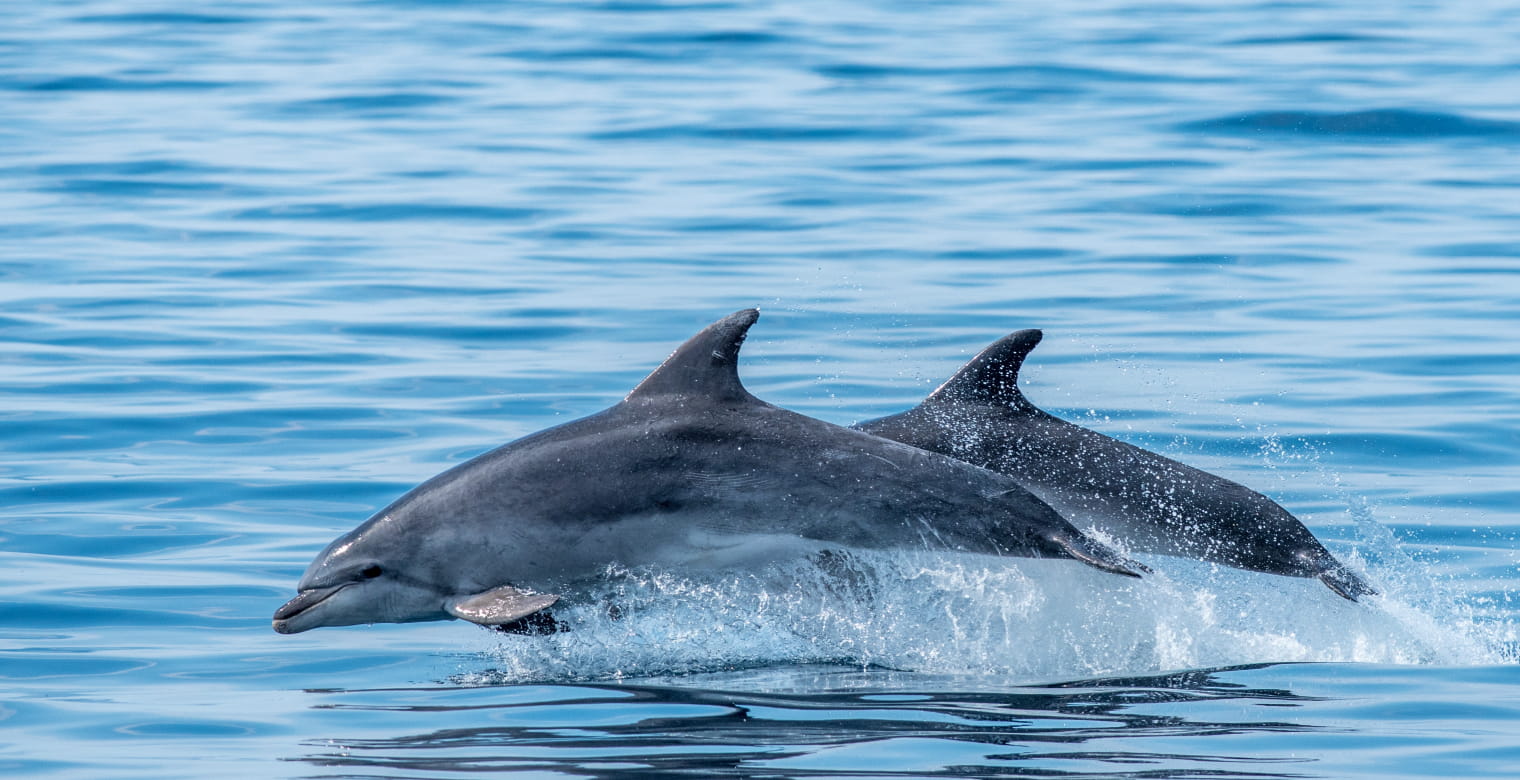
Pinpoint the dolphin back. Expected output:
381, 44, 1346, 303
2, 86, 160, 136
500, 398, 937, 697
617, 310, 1151, 579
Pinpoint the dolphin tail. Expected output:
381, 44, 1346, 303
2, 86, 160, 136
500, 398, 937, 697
1317, 561, 1377, 601
1055, 533, 1151, 579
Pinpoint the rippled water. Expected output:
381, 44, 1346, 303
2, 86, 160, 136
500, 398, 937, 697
4, 1, 1520, 777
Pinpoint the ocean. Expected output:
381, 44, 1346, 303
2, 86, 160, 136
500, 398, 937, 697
3, 1, 1518, 777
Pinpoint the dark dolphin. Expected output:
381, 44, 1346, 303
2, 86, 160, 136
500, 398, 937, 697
856, 329, 1375, 601
273, 311, 1145, 634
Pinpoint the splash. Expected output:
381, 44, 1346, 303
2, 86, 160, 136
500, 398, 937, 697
464, 538, 1514, 684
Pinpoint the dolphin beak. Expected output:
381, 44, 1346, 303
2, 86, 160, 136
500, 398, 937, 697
272, 584, 347, 634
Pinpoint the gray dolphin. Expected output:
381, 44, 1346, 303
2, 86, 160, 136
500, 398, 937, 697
273, 311, 1146, 635
855, 329, 1375, 601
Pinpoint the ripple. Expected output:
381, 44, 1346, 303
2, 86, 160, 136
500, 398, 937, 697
1182, 109, 1520, 139
591, 123, 934, 142
265, 92, 458, 118
499, 45, 687, 62
0, 651, 154, 679
623, 29, 792, 46
290, 667, 1345, 778
1310, 432, 1507, 467
229, 202, 549, 222
337, 322, 585, 342
1231, 32, 1399, 45
39, 177, 270, 199
814, 62, 1178, 83
1421, 242, 1520, 259
74, 12, 256, 25
1087, 191, 1373, 217
22, 159, 235, 177
16, 76, 238, 92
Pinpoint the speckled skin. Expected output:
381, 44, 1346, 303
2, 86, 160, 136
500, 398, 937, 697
856, 329, 1374, 601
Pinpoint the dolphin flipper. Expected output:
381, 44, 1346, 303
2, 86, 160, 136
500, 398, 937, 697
1314, 559, 1377, 601
1053, 532, 1150, 578
446, 586, 560, 627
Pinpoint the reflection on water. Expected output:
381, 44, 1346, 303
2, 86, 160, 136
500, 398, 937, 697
295, 664, 1324, 778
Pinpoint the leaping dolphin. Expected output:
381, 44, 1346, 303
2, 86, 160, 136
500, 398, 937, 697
273, 311, 1145, 635
855, 329, 1375, 601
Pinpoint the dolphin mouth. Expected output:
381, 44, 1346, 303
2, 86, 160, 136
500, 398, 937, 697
272, 584, 347, 634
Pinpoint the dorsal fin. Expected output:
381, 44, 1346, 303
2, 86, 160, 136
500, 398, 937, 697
626, 309, 760, 403
925, 329, 1042, 409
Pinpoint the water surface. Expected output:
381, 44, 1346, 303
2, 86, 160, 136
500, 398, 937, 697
3, 1, 1519, 777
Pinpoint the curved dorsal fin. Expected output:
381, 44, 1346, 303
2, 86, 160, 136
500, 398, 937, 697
626, 309, 760, 403
925, 328, 1042, 409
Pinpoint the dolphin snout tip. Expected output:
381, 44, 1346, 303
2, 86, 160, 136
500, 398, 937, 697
271, 585, 344, 634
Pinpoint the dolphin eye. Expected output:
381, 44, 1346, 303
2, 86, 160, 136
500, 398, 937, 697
361, 565, 383, 579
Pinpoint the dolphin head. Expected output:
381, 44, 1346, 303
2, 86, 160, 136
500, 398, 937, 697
272, 516, 453, 634
272, 508, 559, 634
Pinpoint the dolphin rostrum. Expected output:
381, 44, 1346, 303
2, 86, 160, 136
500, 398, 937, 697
855, 329, 1375, 601
273, 311, 1146, 634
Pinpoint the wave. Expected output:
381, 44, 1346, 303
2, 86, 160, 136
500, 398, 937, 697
465, 537, 1514, 684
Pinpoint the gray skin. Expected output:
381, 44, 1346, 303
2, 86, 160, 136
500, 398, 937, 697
273, 310, 1146, 634
855, 329, 1375, 601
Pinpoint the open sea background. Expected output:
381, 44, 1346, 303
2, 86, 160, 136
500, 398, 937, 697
4, 0, 1520, 777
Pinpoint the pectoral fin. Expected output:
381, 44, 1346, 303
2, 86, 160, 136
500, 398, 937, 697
1315, 559, 1377, 602
1055, 533, 1151, 578
445, 586, 560, 626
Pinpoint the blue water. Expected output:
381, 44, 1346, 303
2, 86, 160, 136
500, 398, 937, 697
4, 0, 1520, 776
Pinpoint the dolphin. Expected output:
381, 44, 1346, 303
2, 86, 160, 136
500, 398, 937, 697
855, 329, 1375, 601
273, 310, 1146, 634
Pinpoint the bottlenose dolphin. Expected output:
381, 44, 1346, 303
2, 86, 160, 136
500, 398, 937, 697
856, 329, 1375, 601
273, 311, 1145, 634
